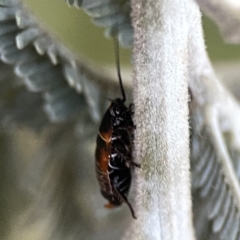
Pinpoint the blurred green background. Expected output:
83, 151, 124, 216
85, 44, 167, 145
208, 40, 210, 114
24, 0, 240, 67
24, 0, 131, 66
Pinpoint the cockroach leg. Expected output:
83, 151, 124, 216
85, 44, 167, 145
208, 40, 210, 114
115, 186, 137, 219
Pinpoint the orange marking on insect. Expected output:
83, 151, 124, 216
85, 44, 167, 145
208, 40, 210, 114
104, 202, 117, 209
98, 145, 111, 172
98, 131, 112, 143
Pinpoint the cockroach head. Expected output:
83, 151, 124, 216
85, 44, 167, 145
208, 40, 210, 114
110, 98, 127, 117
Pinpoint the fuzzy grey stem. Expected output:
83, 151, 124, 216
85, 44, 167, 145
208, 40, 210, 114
123, 0, 195, 239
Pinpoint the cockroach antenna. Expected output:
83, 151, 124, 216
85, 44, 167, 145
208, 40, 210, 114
113, 30, 126, 102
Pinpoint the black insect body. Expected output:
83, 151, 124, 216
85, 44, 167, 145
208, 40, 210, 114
95, 37, 140, 219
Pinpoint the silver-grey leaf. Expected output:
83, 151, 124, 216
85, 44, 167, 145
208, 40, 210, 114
191, 104, 240, 240
0, 61, 48, 130
0, 0, 122, 125
64, 0, 133, 48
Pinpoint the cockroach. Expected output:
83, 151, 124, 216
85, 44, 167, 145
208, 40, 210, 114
95, 35, 140, 219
